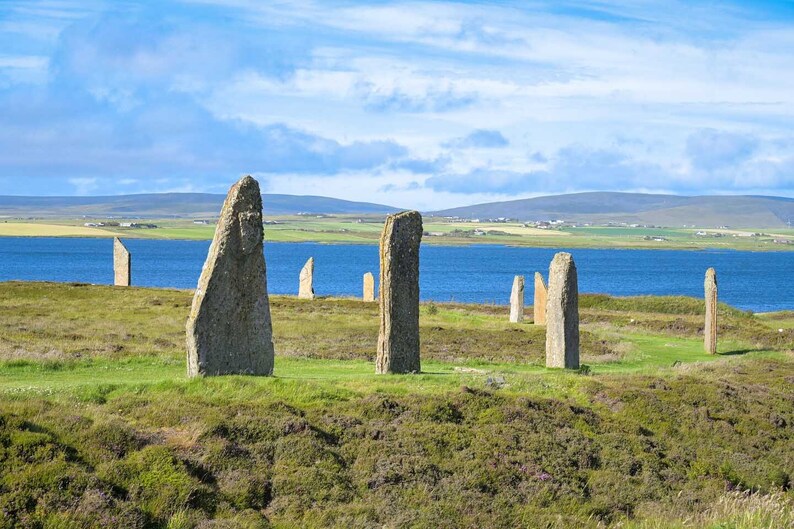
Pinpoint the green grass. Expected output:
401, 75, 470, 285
4, 216, 794, 250
566, 227, 691, 238
0, 281, 792, 528
135, 226, 217, 240
758, 311, 794, 329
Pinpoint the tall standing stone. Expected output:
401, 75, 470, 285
363, 272, 376, 302
509, 275, 525, 323
113, 237, 131, 286
534, 272, 547, 325
545, 252, 579, 369
704, 267, 718, 354
186, 176, 274, 377
298, 257, 315, 299
376, 211, 422, 374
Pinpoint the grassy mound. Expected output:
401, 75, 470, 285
0, 282, 792, 528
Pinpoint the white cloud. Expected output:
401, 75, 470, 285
67, 177, 98, 195
1, 0, 792, 202
0, 55, 48, 69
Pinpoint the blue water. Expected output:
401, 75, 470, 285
0, 237, 792, 312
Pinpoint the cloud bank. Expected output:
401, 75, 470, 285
0, 0, 791, 207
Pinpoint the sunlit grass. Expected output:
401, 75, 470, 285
1, 281, 792, 528
0, 222, 122, 237
3, 216, 792, 250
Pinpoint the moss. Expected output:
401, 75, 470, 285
99, 445, 214, 522
88, 419, 146, 459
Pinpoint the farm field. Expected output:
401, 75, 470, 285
1, 217, 793, 251
0, 282, 792, 528
0, 222, 124, 238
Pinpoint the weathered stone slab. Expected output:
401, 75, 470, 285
376, 210, 422, 374
298, 257, 315, 299
113, 238, 131, 286
186, 175, 274, 377
363, 272, 375, 302
545, 252, 579, 369
705, 267, 717, 354
509, 275, 525, 323
534, 272, 547, 325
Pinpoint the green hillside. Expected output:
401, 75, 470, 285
4, 191, 794, 229
0, 193, 400, 218
434, 192, 794, 229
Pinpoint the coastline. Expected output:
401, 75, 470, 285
1, 232, 792, 252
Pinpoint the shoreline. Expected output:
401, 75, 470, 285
1, 233, 792, 253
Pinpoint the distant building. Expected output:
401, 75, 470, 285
119, 222, 157, 229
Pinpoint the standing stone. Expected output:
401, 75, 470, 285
113, 238, 131, 286
534, 272, 548, 325
363, 272, 376, 302
376, 211, 422, 374
298, 257, 315, 299
705, 267, 718, 354
186, 175, 274, 377
545, 252, 579, 369
509, 275, 525, 323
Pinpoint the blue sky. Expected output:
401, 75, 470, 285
0, 0, 792, 209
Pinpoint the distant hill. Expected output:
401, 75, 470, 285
5, 191, 793, 228
432, 192, 794, 228
0, 193, 401, 218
